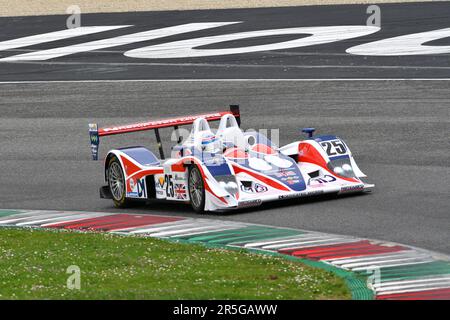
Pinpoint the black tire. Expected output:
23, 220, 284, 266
188, 166, 206, 213
107, 156, 131, 208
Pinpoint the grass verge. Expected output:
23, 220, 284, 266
0, 228, 350, 299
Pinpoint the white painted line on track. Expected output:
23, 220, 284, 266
376, 282, 450, 294
0, 23, 239, 62
378, 285, 450, 296
0, 210, 52, 222
0, 26, 131, 51
116, 219, 243, 233
165, 226, 249, 238
275, 239, 361, 251
0, 211, 65, 224
262, 237, 354, 250
340, 254, 432, 269
19, 213, 112, 226
12, 212, 101, 224
330, 252, 428, 265
127, 221, 205, 234
126, 221, 245, 235
374, 276, 450, 289
256, 236, 335, 249
1, 79, 450, 85
351, 259, 435, 272
2, 59, 450, 70
115, 219, 201, 233
243, 234, 333, 248
140, 224, 242, 237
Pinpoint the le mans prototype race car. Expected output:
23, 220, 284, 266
89, 105, 373, 213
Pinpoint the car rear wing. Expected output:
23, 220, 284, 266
89, 105, 240, 161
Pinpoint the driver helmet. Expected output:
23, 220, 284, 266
201, 133, 221, 154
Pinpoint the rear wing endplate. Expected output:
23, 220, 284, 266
89, 105, 240, 161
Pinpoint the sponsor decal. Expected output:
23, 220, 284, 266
90, 134, 98, 144
129, 178, 135, 190
102, 113, 222, 134
154, 176, 165, 198
278, 193, 300, 200
127, 178, 147, 198
283, 176, 300, 185
90, 145, 98, 160
240, 181, 268, 194
239, 199, 262, 207
308, 174, 337, 186
278, 193, 301, 200
156, 176, 165, 189
88, 123, 99, 160
174, 183, 187, 200
340, 184, 364, 193
201, 134, 218, 145
278, 190, 324, 200
173, 174, 185, 182
274, 170, 297, 178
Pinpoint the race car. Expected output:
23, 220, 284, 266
89, 105, 373, 213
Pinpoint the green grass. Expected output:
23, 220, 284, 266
0, 228, 351, 300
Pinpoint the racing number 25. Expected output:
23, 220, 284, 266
320, 140, 347, 156
165, 174, 174, 197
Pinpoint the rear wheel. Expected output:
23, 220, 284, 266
188, 166, 205, 213
107, 156, 131, 208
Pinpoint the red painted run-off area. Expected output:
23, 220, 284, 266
279, 240, 408, 260
46, 214, 183, 231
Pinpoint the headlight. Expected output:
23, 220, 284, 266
342, 164, 353, 172
328, 158, 356, 178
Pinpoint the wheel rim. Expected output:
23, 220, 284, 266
109, 162, 124, 201
189, 169, 203, 208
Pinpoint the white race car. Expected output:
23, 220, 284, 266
89, 105, 373, 213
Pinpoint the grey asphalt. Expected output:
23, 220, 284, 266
0, 80, 448, 254
0, 2, 450, 80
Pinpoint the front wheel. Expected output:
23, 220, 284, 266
107, 156, 131, 208
188, 166, 205, 213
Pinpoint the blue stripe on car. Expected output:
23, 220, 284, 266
206, 161, 232, 177
329, 154, 350, 161
313, 135, 338, 142
119, 147, 160, 166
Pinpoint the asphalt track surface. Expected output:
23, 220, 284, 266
0, 80, 449, 254
0, 2, 449, 255
0, 2, 449, 80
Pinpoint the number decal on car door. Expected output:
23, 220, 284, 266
320, 140, 347, 156
165, 174, 174, 198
